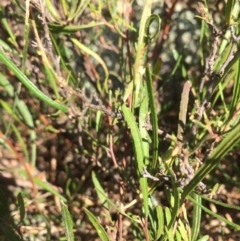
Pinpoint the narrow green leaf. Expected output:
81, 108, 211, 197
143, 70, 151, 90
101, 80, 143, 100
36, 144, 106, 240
170, 50, 183, 77
60, 200, 74, 241
156, 205, 164, 239
122, 104, 145, 172
216, 38, 232, 69
225, 0, 234, 24
61, 0, 69, 16
0, 50, 68, 112
0, 8, 18, 47
139, 83, 150, 165
0, 75, 36, 166
122, 104, 149, 216
96, 111, 102, 132
211, 48, 240, 103
167, 190, 180, 231
191, 194, 202, 241
164, 163, 180, 231
218, 30, 231, 56
20, 175, 67, 202
177, 219, 188, 241
202, 195, 240, 211
0, 100, 20, 123
164, 225, 174, 241
188, 195, 240, 230
17, 193, 25, 223
45, 0, 61, 21
84, 208, 109, 241
44, 64, 61, 99
144, 14, 161, 44
164, 207, 171, 225
152, 57, 162, 76
131, 0, 153, 106
0, 72, 15, 96
146, 65, 159, 168
229, 57, 240, 119
49, 21, 105, 33
175, 230, 182, 241
140, 177, 149, 217
69, 0, 90, 20
230, 1, 240, 23
92, 171, 109, 210
212, 69, 235, 108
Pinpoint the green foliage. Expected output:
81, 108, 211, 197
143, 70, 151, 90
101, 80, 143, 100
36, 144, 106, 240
0, 0, 240, 240
61, 200, 75, 241
0, 50, 68, 113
